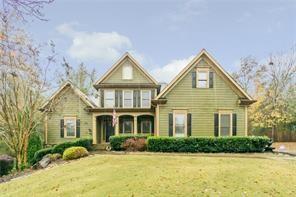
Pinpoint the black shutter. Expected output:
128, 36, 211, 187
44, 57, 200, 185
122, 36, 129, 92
232, 113, 237, 136
209, 71, 214, 88
192, 71, 196, 88
115, 90, 119, 107
214, 113, 219, 137
76, 119, 80, 138
187, 113, 192, 137
100, 89, 104, 108
169, 113, 173, 136
60, 119, 64, 138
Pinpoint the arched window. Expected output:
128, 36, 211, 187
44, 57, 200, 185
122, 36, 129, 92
122, 64, 133, 80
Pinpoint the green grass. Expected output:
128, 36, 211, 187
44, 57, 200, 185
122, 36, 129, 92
0, 154, 296, 196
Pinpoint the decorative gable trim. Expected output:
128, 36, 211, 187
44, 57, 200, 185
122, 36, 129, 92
40, 81, 96, 111
94, 52, 158, 87
155, 49, 254, 102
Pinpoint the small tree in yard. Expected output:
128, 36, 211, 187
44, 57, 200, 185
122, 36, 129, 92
0, 14, 55, 170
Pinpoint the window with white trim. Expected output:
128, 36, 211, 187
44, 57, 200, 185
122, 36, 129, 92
197, 70, 208, 88
219, 113, 232, 136
141, 120, 152, 134
64, 117, 76, 138
123, 90, 133, 108
122, 64, 133, 80
104, 90, 115, 108
173, 111, 187, 137
141, 90, 150, 108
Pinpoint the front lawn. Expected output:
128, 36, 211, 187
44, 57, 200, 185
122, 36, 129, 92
0, 153, 296, 196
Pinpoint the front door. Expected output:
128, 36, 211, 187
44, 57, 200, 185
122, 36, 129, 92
103, 116, 115, 142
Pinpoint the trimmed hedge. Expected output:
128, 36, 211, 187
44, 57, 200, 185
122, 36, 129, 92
52, 138, 93, 155
27, 132, 43, 165
62, 146, 88, 160
147, 136, 272, 153
33, 138, 92, 164
110, 134, 149, 151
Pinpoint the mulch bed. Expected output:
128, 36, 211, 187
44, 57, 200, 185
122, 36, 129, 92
0, 169, 34, 184
0, 159, 67, 184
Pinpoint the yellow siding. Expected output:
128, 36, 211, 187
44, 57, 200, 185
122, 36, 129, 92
159, 59, 246, 136
103, 59, 152, 84
47, 88, 92, 144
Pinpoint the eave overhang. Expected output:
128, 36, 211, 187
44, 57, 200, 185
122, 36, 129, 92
94, 83, 161, 90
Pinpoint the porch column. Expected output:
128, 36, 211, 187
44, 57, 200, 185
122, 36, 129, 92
155, 105, 160, 136
134, 115, 138, 134
92, 114, 97, 144
115, 116, 119, 135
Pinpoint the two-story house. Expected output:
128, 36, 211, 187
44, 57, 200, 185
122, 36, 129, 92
41, 49, 255, 145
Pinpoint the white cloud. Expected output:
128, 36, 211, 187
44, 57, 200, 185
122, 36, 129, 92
56, 23, 133, 63
151, 56, 195, 83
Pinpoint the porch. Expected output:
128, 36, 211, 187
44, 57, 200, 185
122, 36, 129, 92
92, 112, 155, 144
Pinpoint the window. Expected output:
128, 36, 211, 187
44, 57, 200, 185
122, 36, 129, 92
104, 90, 115, 108
174, 111, 187, 137
123, 120, 133, 133
220, 113, 232, 136
123, 90, 133, 108
141, 120, 152, 134
141, 90, 150, 108
64, 117, 76, 138
122, 64, 133, 80
197, 70, 208, 88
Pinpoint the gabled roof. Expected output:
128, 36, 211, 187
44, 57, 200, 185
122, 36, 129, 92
41, 81, 97, 110
94, 52, 158, 86
156, 49, 254, 101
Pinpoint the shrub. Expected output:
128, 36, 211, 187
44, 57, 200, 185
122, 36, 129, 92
62, 146, 89, 160
121, 138, 146, 151
147, 136, 271, 153
110, 134, 149, 151
33, 147, 53, 164
48, 153, 62, 161
0, 155, 14, 176
27, 132, 43, 165
52, 138, 92, 155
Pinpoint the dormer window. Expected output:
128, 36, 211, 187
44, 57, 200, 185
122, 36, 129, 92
122, 64, 133, 80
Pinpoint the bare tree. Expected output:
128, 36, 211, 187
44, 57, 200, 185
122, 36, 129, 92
0, 14, 55, 169
247, 48, 296, 140
1, 0, 54, 21
232, 56, 258, 94
57, 58, 97, 96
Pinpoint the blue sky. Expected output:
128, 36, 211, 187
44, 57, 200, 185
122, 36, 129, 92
26, 0, 296, 83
